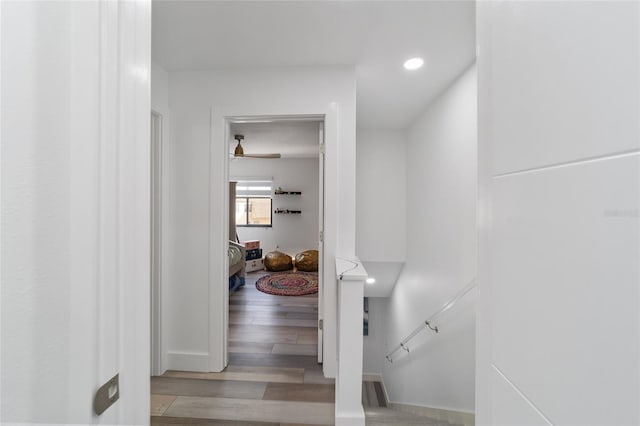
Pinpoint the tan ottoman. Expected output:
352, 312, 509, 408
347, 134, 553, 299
264, 251, 293, 272
295, 250, 319, 272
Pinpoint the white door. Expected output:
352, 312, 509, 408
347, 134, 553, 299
476, 2, 640, 424
317, 122, 325, 363
1, 1, 151, 424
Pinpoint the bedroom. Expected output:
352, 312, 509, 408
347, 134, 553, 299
226, 118, 323, 362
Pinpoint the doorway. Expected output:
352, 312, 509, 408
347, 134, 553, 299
225, 117, 326, 368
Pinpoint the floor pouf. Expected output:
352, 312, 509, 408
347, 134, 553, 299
264, 250, 293, 272
295, 250, 318, 272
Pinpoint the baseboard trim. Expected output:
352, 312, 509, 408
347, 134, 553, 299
388, 402, 475, 426
166, 351, 210, 372
362, 372, 383, 382
335, 407, 366, 426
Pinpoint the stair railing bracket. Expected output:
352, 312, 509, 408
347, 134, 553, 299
425, 320, 439, 333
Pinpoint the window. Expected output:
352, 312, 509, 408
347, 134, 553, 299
235, 180, 273, 227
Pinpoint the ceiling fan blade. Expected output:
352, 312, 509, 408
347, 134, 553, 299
241, 153, 281, 159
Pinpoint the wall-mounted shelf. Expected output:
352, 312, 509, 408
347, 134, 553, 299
274, 188, 301, 195
274, 209, 301, 214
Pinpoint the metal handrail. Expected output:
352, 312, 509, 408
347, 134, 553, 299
385, 278, 477, 363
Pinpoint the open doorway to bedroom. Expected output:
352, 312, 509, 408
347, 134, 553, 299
225, 117, 328, 381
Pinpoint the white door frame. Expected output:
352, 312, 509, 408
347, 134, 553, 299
317, 121, 325, 363
222, 114, 326, 366
150, 110, 163, 376
208, 108, 337, 373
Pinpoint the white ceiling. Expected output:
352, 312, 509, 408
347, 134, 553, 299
362, 261, 405, 298
230, 121, 321, 158
152, 1, 476, 129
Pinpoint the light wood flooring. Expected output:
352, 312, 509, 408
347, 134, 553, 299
150, 271, 454, 426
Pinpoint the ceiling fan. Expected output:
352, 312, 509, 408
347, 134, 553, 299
232, 134, 281, 159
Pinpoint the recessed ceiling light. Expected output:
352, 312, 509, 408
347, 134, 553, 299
366, 278, 376, 284
403, 57, 424, 71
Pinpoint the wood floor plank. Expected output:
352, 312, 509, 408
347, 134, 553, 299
230, 292, 318, 305
162, 366, 304, 384
303, 369, 334, 385
151, 394, 177, 416
229, 300, 318, 308
295, 335, 317, 345
228, 332, 299, 345
263, 383, 334, 403
250, 318, 318, 328
230, 325, 318, 337
279, 424, 330, 426
223, 365, 304, 374
229, 353, 322, 369
231, 316, 318, 327
229, 341, 274, 354
271, 344, 318, 356
164, 396, 334, 425
151, 416, 280, 426
363, 408, 450, 425
151, 377, 266, 399
232, 311, 289, 320
284, 312, 318, 320
229, 304, 317, 314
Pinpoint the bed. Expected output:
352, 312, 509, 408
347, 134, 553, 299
228, 240, 246, 290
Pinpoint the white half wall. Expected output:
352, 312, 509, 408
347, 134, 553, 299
231, 157, 319, 254
166, 67, 356, 376
371, 64, 477, 413
477, 2, 639, 425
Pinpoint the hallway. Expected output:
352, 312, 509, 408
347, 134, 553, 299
150, 272, 461, 425
150, 271, 334, 425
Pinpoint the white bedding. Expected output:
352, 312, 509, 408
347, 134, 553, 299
228, 245, 242, 267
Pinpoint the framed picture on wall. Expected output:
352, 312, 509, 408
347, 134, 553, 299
363, 297, 369, 336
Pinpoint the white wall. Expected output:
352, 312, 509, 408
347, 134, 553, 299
151, 60, 170, 375
356, 129, 407, 262
1, 1, 150, 424
166, 67, 356, 376
477, 2, 639, 425
152, 61, 170, 117
356, 130, 408, 374
363, 298, 389, 375
369, 64, 477, 413
231, 158, 319, 253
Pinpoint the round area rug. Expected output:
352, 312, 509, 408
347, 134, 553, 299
255, 272, 318, 296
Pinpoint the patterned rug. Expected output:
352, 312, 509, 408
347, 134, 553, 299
255, 272, 318, 296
